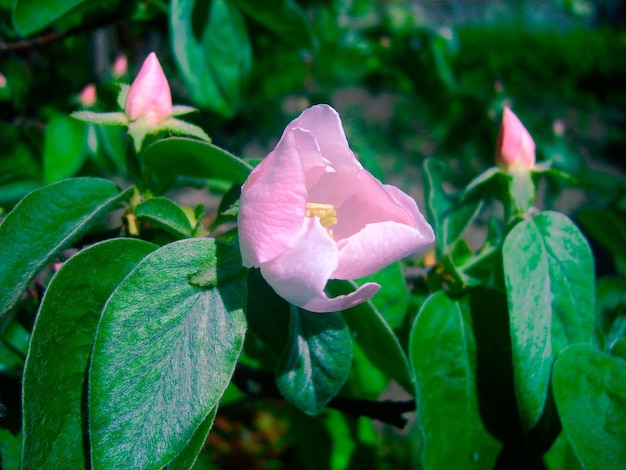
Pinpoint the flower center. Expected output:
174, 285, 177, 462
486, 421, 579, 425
306, 202, 337, 229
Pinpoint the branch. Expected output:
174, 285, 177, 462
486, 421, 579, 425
0, 14, 121, 55
232, 365, 415, 429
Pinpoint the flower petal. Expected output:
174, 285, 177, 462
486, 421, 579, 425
238, 131, 307, 266
285, 104, 361, 173
260, 217, 380, 313
333, 221, 434, 280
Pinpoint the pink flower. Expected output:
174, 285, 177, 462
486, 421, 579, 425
496, 107, 536, 170
124, 52, 172, 124
238, 104, 435, 313
79, 83, 97, 107
112, 54, 128, 78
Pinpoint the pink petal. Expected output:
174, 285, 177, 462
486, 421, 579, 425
333, 221, 433, 280
238, 131, 308, 266
125, 52, 173, 124
496, 107, 536, 170
260, 218, 380, 313
284, 104, 361, 173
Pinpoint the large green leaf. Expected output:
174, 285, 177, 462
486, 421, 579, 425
503, 211, 595, 431
410, 291, 500, 469
164, 408, 217, 470
21, 239, 157, 469
171, 0, 251, 117
276, 306, 352, 415
328, 280, 413, 393
227, 0, 316, 49
552, 344, 626, 470
89, 239, 247, 469
0, 178, 131, 317
142, 137, 253, 191
13, 0, 87, 35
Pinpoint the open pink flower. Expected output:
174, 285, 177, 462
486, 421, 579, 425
125, 52, 172, 125
496, 107, 536, 170
238, 104, 435, 313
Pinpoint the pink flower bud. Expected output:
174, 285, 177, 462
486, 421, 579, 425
238, 104, 435, 313
112, 54, 128, 78
79, 84, 97, 107
125, 52, 172, 124
0, 73, 7, 88
496, 107, 536, 170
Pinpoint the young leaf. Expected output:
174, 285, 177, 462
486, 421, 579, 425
276, 306, 352, 415
552, 344, 626, 470
21, 239, 157, 469
423, 158, 482, 254
503, 211, 595, 431
328, 280, 413, 393
410, 291, 501, 469
0, 178, 131, 317
135, 197, 193, 239
141, 137, 253, 190
89, 238, 247, 469
171, 0, 251, 117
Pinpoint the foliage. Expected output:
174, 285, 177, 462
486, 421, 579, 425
1, 1, 625, 469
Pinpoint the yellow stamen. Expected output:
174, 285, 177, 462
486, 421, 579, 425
306, 202, 337, 228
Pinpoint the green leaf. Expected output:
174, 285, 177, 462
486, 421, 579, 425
467, 288, 522, 445
423, 158, 482, 254
43, 114, 88, 184
171, 0, 251, 117
21, 239, 157, 469
552, 344, 626, 470
135, 197, 193, 239
227, 0, 316, 50
577, 207, 626, 277
164, 407, 217, 470
276, 306, 352, 415
0, 428, 20, 470
328, 280, 413, 393
89, 238, 247, 469
503, 211, 595, 431
71, 111, 128, 127
13, 0, 87, 35
142, 137, 253, 191
0, 178, 131, 317
355, 262, 408, 330
160, 117, 211, 143
410, 291, 501, 469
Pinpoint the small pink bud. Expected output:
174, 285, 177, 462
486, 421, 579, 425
125, 52, 172, 124
0, 73, 7, 88
79, 84, 97, 107
112, 54, 128, 78
496, 107, 536, 170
